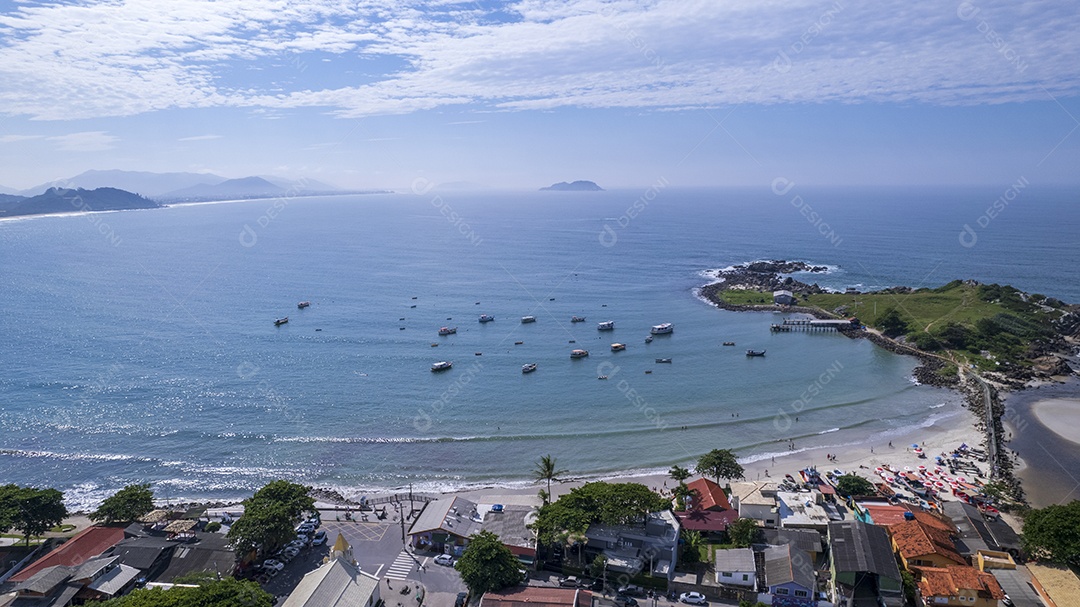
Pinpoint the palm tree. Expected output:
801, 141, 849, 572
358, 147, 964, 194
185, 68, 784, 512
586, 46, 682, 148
533, 454, 569, 503
669, 464, 691, 484
672, 483, 693, 511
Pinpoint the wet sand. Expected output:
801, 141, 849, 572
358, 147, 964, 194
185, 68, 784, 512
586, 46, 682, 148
1004, 380, 1080, 508
1031, 398, 1080, 445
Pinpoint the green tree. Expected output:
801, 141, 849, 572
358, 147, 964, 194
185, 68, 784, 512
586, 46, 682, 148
91, 483, 155, 524
98, 578, 273, 607
672, 484, 694, 512
532, 482, 669, 547
455, 530, 523, 597
680, 529, 705, 564
589, 554, 608, 579
226, 480, 314, 557
695, 449, 744, 486
727, 518, 761, 548
2, 487, 68, 546
877, 308, 909, 338
901, 570, 917, 605
532, 455, 569, 504
250, 480, 314, 522
1022, 500, 1080, 565
835, 474, 875, 497
669, 465, 691, 484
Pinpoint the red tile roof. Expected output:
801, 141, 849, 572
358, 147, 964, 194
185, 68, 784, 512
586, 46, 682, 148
10, 525, 126, 582
917, 565, 1006, 600
687, 478, 732, 512
863, 503, 912, 527
890, 520, 966, 566
482, 587, 592, 607
675, 508, 738, 532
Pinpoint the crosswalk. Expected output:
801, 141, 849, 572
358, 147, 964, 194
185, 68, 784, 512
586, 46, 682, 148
383, 551, 416, 581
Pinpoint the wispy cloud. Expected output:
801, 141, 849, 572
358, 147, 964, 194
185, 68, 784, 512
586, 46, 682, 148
178, 134, 222, 141
447, 120, 485, 125
0, 134, 42, 143
47, 131, 117, 152
0, 0, 1076, 121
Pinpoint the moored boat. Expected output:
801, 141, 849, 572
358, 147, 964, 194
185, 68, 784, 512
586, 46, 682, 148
644, 336, 653, 343
274, 317, 289, 326
571, 316, 586, 323
655, 358, 672, 363
746, 349, 766, 357
597, 320, 615, 331
570, 349, 589, 359
522, 363, 537, 374
650, 323, 673, 334
722, 341, 735, 346
438, 326, 457, 335
479, 314, 495, 323
431, 361, 453, 371
521, 316, 536, 323
297, 301, 311, 309
611, 343, 626, 352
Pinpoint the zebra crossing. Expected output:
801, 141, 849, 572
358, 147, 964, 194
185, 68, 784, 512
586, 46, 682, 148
383, 551, 417, 581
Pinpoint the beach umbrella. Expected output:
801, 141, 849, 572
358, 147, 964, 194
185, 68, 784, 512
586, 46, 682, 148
917, 465, 927, 471
875, 467, 884, 473
904, 466, 913, 472
935, 481, 945, 488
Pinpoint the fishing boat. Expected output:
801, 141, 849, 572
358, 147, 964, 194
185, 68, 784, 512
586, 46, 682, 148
438, 327, 457, 335
522, 363, 537, 374
597, 321, 615, 331
431, 361, 453, 371
611, 343, 626, 352
655, 358, 672, 363
571, 316, 586, 323
274, 317, 289, 326
746, 349, 766, 357
722, 341, 735, 346
570, 349, 589, 359
521, 316, 536, 323
297, 301, 311, 309
479, 314, 495, 323
644, 336, 653, 343
650, 323, 673, 335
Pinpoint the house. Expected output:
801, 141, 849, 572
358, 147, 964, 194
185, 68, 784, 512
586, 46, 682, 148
281, 548, 380, 607
828, 521, 904, 607
915, 565, 1005, 607
584, 511, 680, 581
773, 290, 796, 305
9, 525, 127, 584
889, 519, 967, 570
763, 544, 816, 607
729, 482, 779, 528
776, 490, 831, 531
480, 586, 592, 607
477, 503, 538, 565
685, 478, 732, 511
106, 536, 177, 580
408, 497, 483, 556
761, 528, 823, 567
11, 555, 141, 605
153, 532, 236, 582
941, 501, 1022, 559
713, 548, 755, 587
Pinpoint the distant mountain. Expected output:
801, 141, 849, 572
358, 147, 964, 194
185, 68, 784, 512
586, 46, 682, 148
260, 176, 340, 193
0, 187, 160, 218
22, 170, 227, 197
0, 184, 19, 195
160, 176, 287, 201
0, 193, 25, 205
540, 180, 603, 191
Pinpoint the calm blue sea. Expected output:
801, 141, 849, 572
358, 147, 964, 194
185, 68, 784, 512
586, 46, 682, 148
1, 185, 1077, 510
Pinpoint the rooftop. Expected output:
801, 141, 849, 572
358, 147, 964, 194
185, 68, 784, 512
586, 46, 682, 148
9, 525, 127, 583
761, 528, 823, 554
408, 496, 482, 539
764, 544, 815, 591
917, 565, 1005, 601
776, 491, 830, 527
674, 508, 737, 533
282, 556, 380, 607
686, 478, 732, 511
154, 532, 235, 583
481, 586, 592, 607
713, 548, 755, 572
889, 520, 966, 566
828, 520, 902, 582
478, 504, 536, 552
730, 481, 778, 507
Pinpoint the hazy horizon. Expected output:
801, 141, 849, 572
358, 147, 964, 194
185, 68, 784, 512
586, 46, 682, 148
1, 1, 1078, 191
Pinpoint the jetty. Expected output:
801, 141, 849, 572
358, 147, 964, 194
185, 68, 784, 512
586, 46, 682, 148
771, 318, 857, 332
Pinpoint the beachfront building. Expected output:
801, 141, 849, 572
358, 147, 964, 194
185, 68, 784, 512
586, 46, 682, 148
941, 501, 1023, 560
713, 548, 756, 588
583, 511, 680, 582
675, 478, 738, 536
914, 565, 1006, 607
407, 497, 537, 563
10, 555, 141, 605
282, 535, 380, 607
480, 586, 592, 607
729, 482, 779, 528
763, 544, 816, 607
8, 525, 128, 586
773, 290, 796, 305
828, 521, 904, 607
685, 478, 732, 511
776, 490, 831, 531
889, 519, 967, 570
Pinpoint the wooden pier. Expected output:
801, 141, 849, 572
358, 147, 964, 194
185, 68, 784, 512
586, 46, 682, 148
771, 319, 857, 332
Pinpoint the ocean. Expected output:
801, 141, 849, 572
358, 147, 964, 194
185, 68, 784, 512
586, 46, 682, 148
1, 185, 1077, 510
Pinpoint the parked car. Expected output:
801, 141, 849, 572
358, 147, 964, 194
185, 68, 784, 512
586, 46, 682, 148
679, 592, 707, 605
618, 585, 645, 597
296, 533, 310, 544
312, 530, 327, 546
306, 515, 321, 527
434, 554, 455, 566
287, 539, 306, 550
297, 523, 316, 535
518, 569, 528, 585
283, 546, 301, 559
262, 559, 285, 571
558, 576, 581, 588
455, 592, 469, 607
615, 596, 638, 607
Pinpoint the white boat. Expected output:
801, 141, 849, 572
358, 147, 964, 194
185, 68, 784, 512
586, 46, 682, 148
297, 301, 311, 309
597, 321, 615, 331
438, 327, 457, 335
644, 336, 653, 343
522, 363, 537, 374
650, 323, 673, 335
479, 314, 495, 323
274, 317, 289, 326
611, 343, 626, 352
521, 316, 536, 323
570, 349, 589, 359
571, 316, 586, 323
431, 361, 453, 371
655, 358, 672, 363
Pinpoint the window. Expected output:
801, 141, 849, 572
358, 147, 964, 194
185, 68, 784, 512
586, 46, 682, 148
742, 574, 749, 581
722, 572, 732, 577
794, 590, 808, 598
775, 588, 789, 595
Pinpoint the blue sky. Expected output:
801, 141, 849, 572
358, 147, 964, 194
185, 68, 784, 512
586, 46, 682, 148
0, 0, 1077, 191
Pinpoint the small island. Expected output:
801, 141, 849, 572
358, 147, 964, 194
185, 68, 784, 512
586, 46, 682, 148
0, 186, 160, 218
539, 180, 603, 191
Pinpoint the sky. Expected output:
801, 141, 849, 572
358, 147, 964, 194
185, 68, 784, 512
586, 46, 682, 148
0, 0, 1078, 191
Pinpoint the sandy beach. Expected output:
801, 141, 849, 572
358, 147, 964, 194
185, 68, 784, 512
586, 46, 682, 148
1030, 398, 1080, 445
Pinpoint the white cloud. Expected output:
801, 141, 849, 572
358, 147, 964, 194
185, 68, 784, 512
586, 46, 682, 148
178, 134, 223, 141
47, 131, 118, 152
0, 134, 42, 143
0, 0, 1076, 121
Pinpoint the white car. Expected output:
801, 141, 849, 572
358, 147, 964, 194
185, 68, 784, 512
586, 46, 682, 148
263, 559, 285, 572
679, 592, 707, 605
434, 554, 455, 566
283, 546, 300, 559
